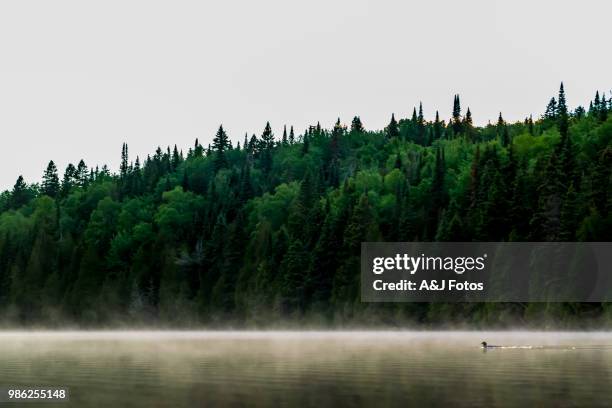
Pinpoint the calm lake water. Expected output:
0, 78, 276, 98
0, 331, 611, 407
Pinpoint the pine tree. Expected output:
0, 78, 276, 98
10, 175, 29, 209
497, 113, 509, 147
248, 134, 259, 153
289, 126, 295, 144
259, 122, 275, 174
557, 82, 569, 137
61, 163, 76, 196
120, 143, 129, 179
544, 97, 557, 119
171, 145, 181, 170
42, 161, 60, 198
387, 114, 399, 139
193, 138, 204, 157
463, 107, 474, 141
128, 156, 140, 195
261, 121, 274, 149
282, 125, 288, 145
416, 102, 426, 144
591, 91, 601, 116
433, 111, 442, 141
76, 160, 88, 188
452, 94, 462, 135
212, 125, 229, 171
351, 116, 364, 133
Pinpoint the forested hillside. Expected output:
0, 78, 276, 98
0, 84, 610, 327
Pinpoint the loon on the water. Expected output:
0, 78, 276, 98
481, 341, 499, 349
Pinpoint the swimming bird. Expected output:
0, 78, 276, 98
481, 341, 499, 349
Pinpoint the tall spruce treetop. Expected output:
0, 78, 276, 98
120, 143, 129, 179
452, 95, 461, 120
464, 108, 473, 126
433, 111, 442, 140
387, 114, 399, 139
351, 116, 364, 133
11, 175, 29, 209
76, 160, 88, 188
282, 125, 288, 145
171, 145, 181, 169
289, 126, 295, 143
544, 97, 557, 119
42, 160, 60, 198
261, 122, 274, 149
591, 91, 601, 115
212, 125, 229, 171
497, 112, 504, 128
557, 82, 569, 137
452, 94, 462, 134
557, 82, 567, 116
259, 122, 275, 174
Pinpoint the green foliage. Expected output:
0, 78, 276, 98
0, 85, 610, 326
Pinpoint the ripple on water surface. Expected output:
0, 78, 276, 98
0, 331, 611, 407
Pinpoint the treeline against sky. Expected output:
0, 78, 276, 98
0, 84, 610, 327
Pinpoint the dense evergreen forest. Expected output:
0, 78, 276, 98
0, 84, 610, 327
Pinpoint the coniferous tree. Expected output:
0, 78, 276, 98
497, 113, 509, 147
193, 138, 204, 157
416, 102, 426, 145
61, 163, 76, 196
171, 145, 181, 170
42, 161, 60, 198
120, 143, 129, 179
76, 160, 88, 188
544, 97, 557, 119
600, 94, 608, 122
452, 94, 462, 135
260, 122, 275, 174
0, 83, 609, 325
350, 116, 364, 133
10, 175, 29, 209
261, 121, 274, 149
463, 107, 474, 141
433, 111, 442, 141
212, 125, 229, 171
557, 82, 569, 137
386, 114, 399, 139
591, 91, 601, 116
289, 126, 295, 144
282, 125, 288, 145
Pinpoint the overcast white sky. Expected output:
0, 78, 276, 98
0, 0, 610, 190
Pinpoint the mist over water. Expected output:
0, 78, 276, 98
1, 331, 611, 407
